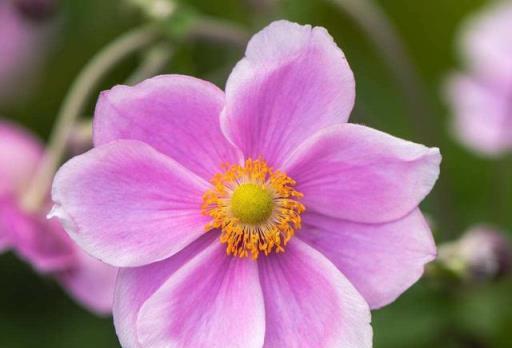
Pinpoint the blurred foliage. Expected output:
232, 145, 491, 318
1, 0, 511, 347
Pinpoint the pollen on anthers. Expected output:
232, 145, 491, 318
201, 158, 305, 259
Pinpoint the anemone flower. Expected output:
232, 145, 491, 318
0, 120, 116, 314
445, 1, 512, 156
51, 21, 441, 347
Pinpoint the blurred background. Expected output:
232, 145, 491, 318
1, 0, 512, 347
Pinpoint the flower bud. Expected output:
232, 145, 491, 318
437, 226, 512, 282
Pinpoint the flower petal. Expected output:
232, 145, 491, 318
445, 73, 512, 156
283, 124, 441, 223
94, 75, 242, 180
460, 1, 512, 83
258, 238, 372, 348
0, 3, 46, 102
135, 236, 265, 348
300, 209, 436, 309
0, 200, 76, 272
51, 140, 210, 267
0, 199, 116, 315
114, 234, 216, 348
57, 249, 118, 315
221, 20, 355, 167
0, 120, 42, 195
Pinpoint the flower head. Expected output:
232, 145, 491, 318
445, 1, 512, 156
51, 21, 441, 347
202, 158, 305, 258
0, 120, 117, 314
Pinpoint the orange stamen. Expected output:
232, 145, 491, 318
201, 158, 305, 259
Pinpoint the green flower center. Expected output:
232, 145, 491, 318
230, 183, 273, 224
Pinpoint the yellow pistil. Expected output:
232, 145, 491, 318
201, 158, 305, 259
231, 184, 274, 224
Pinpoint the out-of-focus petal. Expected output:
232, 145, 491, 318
300, 209, 436, 309
445, 73, 512, 156
0, 201, 75, 272
283, 124, 441, 223
221, 20, 355, 168
0, 3, 52, 103
0, 120, 43, 195
258, 238, 372, 348
94, 75, 242, 180
460, 1, 512, 83
1, 199, 117, 314
51, 140, 211, 267
57, 248, 117, 315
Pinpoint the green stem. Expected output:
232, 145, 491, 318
67, 43, 174, 151
186, 17, 249, 46
21, 25, 159, 212
126, 42, 173, 85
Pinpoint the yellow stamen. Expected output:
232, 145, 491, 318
201, 158, 305, 259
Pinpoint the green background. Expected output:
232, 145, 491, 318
1, 0, 511, 347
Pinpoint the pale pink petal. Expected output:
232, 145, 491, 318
135, 236, 265, 348
300, 209, 436, 309
94, 75, 242, 180
445, 73, 512, 156
57, 249, 117, 315
0, 120, 43, 195
221, 20, 355, 167
0, 200, 116, 314
460, 1, 512, 84
1, 200, 117, 314
114, 234, 217, 348
259, 239, 372, 348
0, 3, 46, 102
51, 140, 211, 267
0, 3, 32, 89
0, 198, 116, 314
0, 200, 75, 272
283, 124, 441, 223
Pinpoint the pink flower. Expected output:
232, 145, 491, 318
0, 0, 54, 103
51, 21, 441, 347
445, 1, 512, 156
0, 120, 117, 315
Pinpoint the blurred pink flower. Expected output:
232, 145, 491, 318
0, 0, 54, 103
51, 21, 441, 347
0, 120, 117, 315
445, 1, 512, 156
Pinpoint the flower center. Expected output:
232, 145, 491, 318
201, 159, 305, 259
231, 184, 273, 224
